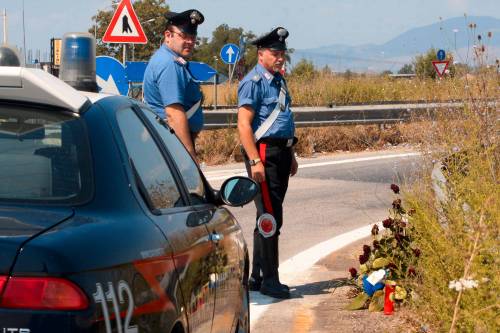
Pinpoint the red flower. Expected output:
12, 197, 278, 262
363, 245, 371, 255
371, 224, 379, 235
392, 199, 402, 210
413, 248, 421, 257
359, 253, 369, 264
390, 184, 400, 194
408, 267, 416, 277
383, 218, 394, 228
349, 267, 358, 278
372, 240, 380, 249
387, 262, 398, 271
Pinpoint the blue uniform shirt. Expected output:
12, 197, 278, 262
237, 63, 294, 139
143, 44, 204, 133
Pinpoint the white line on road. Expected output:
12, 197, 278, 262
206, 152, 421, 181
250, 221, 382, 328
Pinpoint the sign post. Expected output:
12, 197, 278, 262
220, 43, 240, 81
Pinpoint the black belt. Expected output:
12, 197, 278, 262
257, 137, 297, 148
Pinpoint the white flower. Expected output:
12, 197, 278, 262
449, 278, 479, 291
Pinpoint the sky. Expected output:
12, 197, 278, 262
1, 0, 499, 61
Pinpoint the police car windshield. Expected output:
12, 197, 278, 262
0, 103, 92, 204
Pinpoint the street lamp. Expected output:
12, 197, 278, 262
453, 29, 459, 51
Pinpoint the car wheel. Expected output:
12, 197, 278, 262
235, 283, 250, 333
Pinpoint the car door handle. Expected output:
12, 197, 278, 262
209, 232, 223, 243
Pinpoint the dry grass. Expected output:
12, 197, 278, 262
401, 69, 499, 332
195, 123, 423, 165
201, 74, 497, 107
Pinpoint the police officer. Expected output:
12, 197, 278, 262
237, 27, 298, 299
143, 9, 204, 158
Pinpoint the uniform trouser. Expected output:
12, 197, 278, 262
244, 142, 292, 282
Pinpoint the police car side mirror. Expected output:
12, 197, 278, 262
219, 176, 259, 207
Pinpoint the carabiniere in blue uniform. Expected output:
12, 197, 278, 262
143, 9, 204, 135
237, 26, 297, 299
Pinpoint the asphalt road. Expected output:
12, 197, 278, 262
205, 149, 423, 264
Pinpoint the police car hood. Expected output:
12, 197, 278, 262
0, 206, 73, 274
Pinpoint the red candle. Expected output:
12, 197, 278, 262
384, 282, 396, 315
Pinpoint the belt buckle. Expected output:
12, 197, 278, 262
286, 138, 293, 147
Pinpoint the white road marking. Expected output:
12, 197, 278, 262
250, 222, 382, 327
205, 152, 421, 181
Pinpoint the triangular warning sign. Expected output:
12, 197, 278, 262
432, 60, 450, 78
102, 0, 147, 44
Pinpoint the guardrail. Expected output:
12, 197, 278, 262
203, 102, 468, 129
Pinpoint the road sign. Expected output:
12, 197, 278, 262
96, 56, 129, 95
125, 61, 148, 82
188, 62, 217, 81
102, 0, 147, 44
220, 43, 240, 64
437, 49, 446, 61
432, 60, 450, 78
50, 38, 62, 66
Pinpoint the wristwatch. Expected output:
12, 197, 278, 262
248, 158, 261, 166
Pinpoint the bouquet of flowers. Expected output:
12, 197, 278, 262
346, 184, 420, 312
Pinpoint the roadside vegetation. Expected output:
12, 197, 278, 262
403, 67, 499, 332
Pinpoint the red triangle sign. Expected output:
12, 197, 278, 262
102, 0, 147, 44
432, 60, 450, 78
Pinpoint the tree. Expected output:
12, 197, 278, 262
413, 48, 455, 79
290, 59, 317, 79
398, 63, 414, 74
90, 0, 169, 61
192, 24, 258, 77
381, 70, 393, 76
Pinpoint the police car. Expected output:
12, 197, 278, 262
0, 36, 255, 333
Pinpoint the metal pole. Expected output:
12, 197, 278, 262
123, 44, 126, 64
2, 9, 7, 44
22, 0, 26, 64
213, 56, 218, 110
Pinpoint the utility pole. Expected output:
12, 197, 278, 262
2, 9, 7, 44
22, 0, 27, 64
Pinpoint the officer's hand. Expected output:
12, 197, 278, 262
290, 155, 298, 177
251, 163, 266, 183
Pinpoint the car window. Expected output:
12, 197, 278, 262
116, 108, 183, 210
0, 103, 92, 203
140, 107, 207, 205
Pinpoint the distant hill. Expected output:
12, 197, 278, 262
291, 16, 500, 73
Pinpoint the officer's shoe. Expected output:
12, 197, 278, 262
250, 277, 289, 292
260, 280, 290, 299
248, 277, 262, 291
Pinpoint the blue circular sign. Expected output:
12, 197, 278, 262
96, 56, 129, 96
437, 49, 446, 61
220, 44, 240, 65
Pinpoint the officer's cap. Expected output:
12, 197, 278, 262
165, 9, 204, 36
251, 27, 289, 51
0, 45, 21, 67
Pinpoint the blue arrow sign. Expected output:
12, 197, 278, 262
437, 49, 446, 61
220, 43, 240, 65
188, 62, 217, 82
96, 56, 129, 96
125, 61, 148, 82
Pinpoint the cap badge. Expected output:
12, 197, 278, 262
277, 28, 288, 41
190, 11, 201, 24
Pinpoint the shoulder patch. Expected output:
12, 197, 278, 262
251, 74, 261, 82
175, 57, 187, 66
